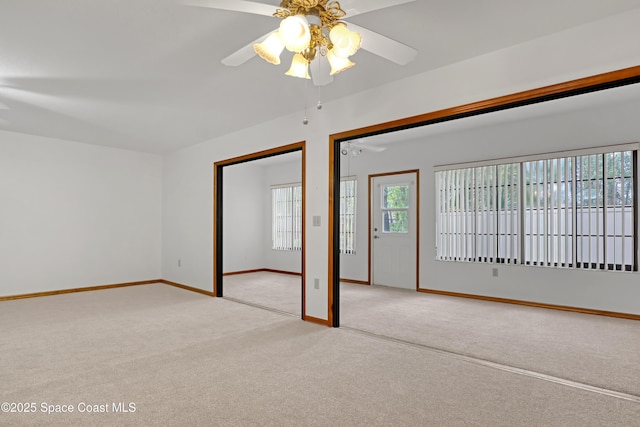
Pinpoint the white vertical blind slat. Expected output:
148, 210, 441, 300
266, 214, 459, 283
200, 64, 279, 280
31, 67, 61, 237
434, 148, 635, 272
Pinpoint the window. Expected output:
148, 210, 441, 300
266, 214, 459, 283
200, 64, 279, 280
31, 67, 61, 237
272, 179, 356, 253
436, 146, 637, 271
381, 184, 410, 233
339, 178, 357, 254
272, 184, 302, 251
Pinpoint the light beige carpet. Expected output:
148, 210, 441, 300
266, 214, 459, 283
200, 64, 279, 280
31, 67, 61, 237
340, 282, 640, 397
2, 283, 639, 426
223, 271, 302, 316
223, 272, 640, 396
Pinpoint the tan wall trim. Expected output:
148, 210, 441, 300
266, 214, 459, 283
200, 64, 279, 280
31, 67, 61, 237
340, 278, 369, 285
223, 269, 266, 276
223, 269, 302, 277
8, 279, 635, 322
418, 288, 640, 321
214, 142, 305, 167
213, 160, 220, 296
264, 269, 302, 276
304, 315, 331, 326
328, 136, 336, 326
0, 280, 161, 302
159, 280, 216, 297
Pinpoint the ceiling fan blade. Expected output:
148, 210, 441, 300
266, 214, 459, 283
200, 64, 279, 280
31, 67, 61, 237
343, 140, 388, 153
310, 56, 334, 87
359, 145, 387, 152
346, 23, 417, 66
221, 30, 274, 66
181, 0, 277, 17
351, 141, 387, 152
344, 0, 415, 17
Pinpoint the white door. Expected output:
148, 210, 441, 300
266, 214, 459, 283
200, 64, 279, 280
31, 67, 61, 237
371, 172, 418, 289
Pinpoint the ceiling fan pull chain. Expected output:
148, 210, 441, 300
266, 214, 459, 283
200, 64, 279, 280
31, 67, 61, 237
303, 78, 309, 125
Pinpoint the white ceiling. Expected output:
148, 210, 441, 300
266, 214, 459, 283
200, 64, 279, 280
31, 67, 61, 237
355, 82, 640, 149
1, 0, 640, 154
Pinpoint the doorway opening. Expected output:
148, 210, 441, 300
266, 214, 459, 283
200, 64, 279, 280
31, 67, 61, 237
214, 141, 306, 319
329, 67, 640, 327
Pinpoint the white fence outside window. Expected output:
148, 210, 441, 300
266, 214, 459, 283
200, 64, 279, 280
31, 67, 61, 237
436, 146, 636, 271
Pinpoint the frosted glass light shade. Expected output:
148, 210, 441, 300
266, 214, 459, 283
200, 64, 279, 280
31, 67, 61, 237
253, 32, 285, 65
329, 23, 361, 58
327, 49, 355, 75
285, 53, 311, 79
280, 15, 311, 52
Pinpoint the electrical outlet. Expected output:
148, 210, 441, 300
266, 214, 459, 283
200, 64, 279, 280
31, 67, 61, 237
314, 278, 320, 290
492, 268, 498, 277
178, 259, 181, 267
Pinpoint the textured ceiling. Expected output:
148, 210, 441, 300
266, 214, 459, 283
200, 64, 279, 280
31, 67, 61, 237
1, 0, 640, 153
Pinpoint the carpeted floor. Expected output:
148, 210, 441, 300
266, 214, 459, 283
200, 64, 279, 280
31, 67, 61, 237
340, 282, 640, 397
223, 271, 640, 396
224, 271, 302, 317
2, 281, 639, 426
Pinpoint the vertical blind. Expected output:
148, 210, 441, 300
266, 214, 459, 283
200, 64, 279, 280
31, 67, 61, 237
272, 179, 358, 253
340, 178, 357, 254
436, 147, 636, 271
272, 184, 302, 251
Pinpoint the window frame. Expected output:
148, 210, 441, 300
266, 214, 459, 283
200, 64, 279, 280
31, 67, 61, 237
339, 177, 358, 255
271, 182, 302, 251
380, 183, 411, 234
435, 144, 638, 272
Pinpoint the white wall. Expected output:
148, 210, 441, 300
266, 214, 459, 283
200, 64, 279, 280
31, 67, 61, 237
161, 9, 640, 318
220, 155, 303, 274
222, 162, 265, 273
339, 92, 640, 314
339, 149, 423, 283
0, 130, 162, 296
263, 158, 303, 273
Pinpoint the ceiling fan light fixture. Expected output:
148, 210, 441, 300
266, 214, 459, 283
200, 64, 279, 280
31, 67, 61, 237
204, 0, 419, 82
285, 53, 311, 79
329, 23, 361, 58
327, 49, 355, 75
280, 14, 311, 52
253, 32, 285, 65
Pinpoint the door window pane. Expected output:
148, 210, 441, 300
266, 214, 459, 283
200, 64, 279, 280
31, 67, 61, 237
383, 185, 409, 209
382, 184, 410, 233
383, 210, 408, 233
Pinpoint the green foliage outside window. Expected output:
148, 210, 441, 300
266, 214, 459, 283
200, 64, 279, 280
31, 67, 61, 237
383, 184, 409, 233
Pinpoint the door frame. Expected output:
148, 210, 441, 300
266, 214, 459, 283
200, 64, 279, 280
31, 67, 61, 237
213, 141, 307, 320
328, 66, 640, 327
368, 170, 420, 290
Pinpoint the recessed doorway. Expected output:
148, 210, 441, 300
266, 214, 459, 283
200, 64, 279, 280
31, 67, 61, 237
213, 142, 306, 319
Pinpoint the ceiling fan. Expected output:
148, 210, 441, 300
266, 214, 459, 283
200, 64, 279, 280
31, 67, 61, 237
341, 139, 387, 156
182, 0, 418, 86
